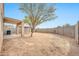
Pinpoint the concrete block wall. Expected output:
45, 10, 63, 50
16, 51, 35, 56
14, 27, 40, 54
36, 24, 76, 38
75, 22, 79, 44
55, 25, 75, 38
36, 22, 79, 44
63, 26, 75, 38
56, 27, 64, 35
35, 28, 56, 33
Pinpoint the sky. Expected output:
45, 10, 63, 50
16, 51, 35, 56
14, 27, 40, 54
4, 3, 79, 28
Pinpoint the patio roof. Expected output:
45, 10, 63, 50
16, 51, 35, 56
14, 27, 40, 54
4, 17, 22, 25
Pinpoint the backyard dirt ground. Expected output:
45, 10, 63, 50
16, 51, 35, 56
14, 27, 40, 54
0, 32, 79, 56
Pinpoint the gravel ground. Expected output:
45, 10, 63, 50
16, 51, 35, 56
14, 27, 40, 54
0, 33, 78, 56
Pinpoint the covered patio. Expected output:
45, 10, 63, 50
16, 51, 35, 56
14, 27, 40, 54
4, 17, 24, 36
0, 3, 25, 52
3, 17, 25, 39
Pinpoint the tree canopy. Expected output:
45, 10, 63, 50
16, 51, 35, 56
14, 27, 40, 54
19, 3, 57, 37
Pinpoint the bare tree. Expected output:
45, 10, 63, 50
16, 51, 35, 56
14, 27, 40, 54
19, 3, 56, 37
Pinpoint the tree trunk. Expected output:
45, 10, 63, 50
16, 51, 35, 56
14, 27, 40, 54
31, 30, 33, 37
30, 26, 35, 37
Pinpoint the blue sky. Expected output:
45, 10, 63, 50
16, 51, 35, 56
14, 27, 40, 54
4, 3, 79, 28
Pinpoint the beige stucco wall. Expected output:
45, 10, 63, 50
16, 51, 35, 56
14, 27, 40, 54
0, 3, 3, 52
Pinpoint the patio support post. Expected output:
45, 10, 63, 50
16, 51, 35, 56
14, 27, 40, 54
21, 22, 24, 37
16, 24, 19, 34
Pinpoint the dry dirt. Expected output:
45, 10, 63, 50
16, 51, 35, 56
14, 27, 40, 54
0, 32, 79, 56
